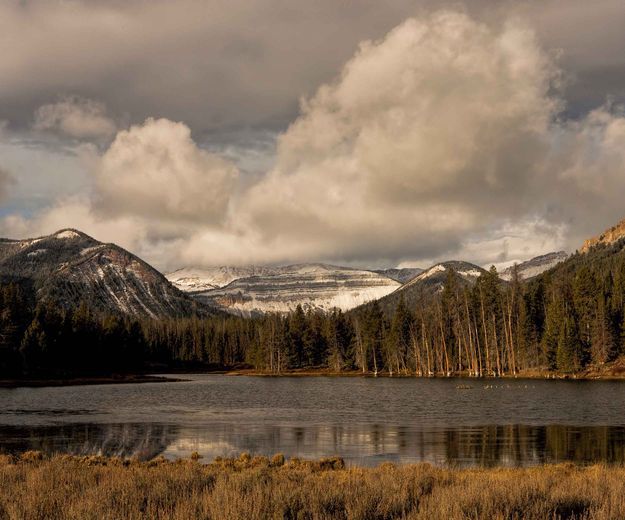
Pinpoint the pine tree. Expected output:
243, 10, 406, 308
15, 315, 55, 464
573, 266, 596, 364
556, 314, 582, 372
593, 288, 615, 363
543, 297, 563, 370
20, 317, 47, 373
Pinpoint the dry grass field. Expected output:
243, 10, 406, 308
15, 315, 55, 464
1, 451, 624, 519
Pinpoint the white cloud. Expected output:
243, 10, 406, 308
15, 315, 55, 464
226, 12, 561, 265
94, 118, 239, 225
33, 96, 117, 140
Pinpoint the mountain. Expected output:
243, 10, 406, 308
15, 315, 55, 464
581, 218, 625, 253
499, 251, 569, 281
166, 266, 279, 292
0, 229, 204, 319
373, 267, 424, 284
368, 261, 487, 313
187, 263, 400, 315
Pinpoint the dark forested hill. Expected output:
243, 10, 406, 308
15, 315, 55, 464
0, 229, 204, 319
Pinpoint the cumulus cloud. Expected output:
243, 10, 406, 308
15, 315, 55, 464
33, 96, 117, 140
94, 118, 238, 225
3, 8, 625, 271
224, 12, 561, 265
0, 117, 240, 269
224, 10, 625, 267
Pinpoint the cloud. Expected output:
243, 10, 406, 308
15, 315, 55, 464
0, 166, 15, 202
3, 7, 625, 271
0, 0, 426, 134
94, 118, 239, 226
0, 118, 240, 269
224, 10, 625, 267
1, 0, 624, 137
539, 104, 625, 246
33, 96, 117, 140
224, 11, 561, 265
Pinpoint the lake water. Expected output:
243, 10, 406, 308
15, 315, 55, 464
2, 375, 625, 467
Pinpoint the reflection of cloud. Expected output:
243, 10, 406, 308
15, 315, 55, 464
0, 423, 178, 461
4, 421, 624, 467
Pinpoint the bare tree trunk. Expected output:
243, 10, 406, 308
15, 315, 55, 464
479, 288, 491, 376
438, 303, 450, 376
422, 320, 432, 376
506, 292, 517, 375
492, 313, 502, 376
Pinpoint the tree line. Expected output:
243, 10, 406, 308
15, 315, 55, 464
2, 240, 625, 378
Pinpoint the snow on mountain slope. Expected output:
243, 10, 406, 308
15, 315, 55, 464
499, 251, 568, 281
402, 261, 485, 289
369, 260, 488, 314
165, 266, 279, 291
0, 229, 205, 319
190, 263, 400, 315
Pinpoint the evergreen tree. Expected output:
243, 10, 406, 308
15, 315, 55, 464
556, 314, 582, 372
20, 317, 47, 373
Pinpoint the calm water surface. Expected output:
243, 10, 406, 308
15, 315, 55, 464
2, 375, 625, 467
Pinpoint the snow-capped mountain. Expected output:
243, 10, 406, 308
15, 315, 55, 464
499, 251, 568, 281
186, 263, 401, 315
402, 261, 484, 289
369, 261, 488, 313
0, 229, 203, 319
166, 266, 280, 291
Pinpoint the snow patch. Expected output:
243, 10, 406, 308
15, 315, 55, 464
458, 269, 482, 279
409, 264, 446, 284
81, 245, 104, 256
55, 230, 81, 239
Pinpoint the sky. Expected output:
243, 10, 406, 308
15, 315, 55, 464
1, 0, 625, 272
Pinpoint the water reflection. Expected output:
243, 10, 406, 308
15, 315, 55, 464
2, 422, 625, 467
0, 423, 177, 460
3, 375, 625, 466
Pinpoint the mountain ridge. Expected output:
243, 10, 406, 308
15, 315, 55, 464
581, 218, 625, 253
184, 263, 401, 315
0, 229, 205, 319
499, 251, 569, 281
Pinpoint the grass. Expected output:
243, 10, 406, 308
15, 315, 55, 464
1, 452, 625, 519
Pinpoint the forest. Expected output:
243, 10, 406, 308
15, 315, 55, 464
2, 239, 625, 379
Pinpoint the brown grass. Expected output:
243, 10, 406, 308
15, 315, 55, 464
1, 452, 625, 519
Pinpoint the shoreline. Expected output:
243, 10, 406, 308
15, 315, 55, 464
4, 362, 625, 388
0, 374, 186, 389
223, 366, 625, 381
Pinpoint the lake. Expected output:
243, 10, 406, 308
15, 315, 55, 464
1, 375, 625, 467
